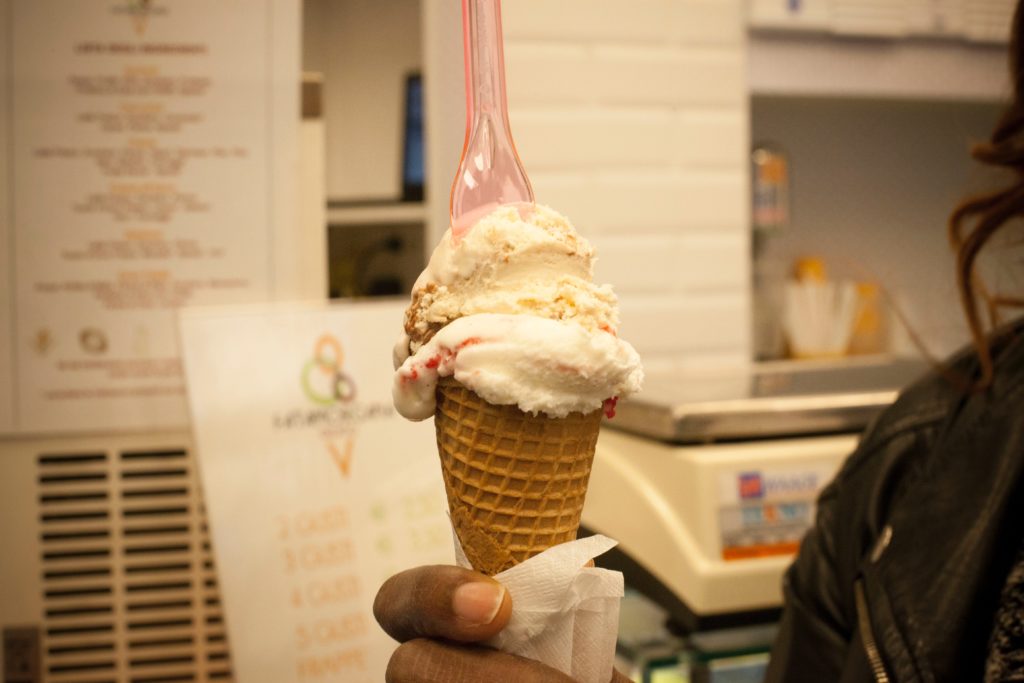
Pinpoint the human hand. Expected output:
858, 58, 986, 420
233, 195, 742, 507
373, 564, 632, 683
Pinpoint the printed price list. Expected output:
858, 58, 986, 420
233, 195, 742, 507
274, 505, 370, 681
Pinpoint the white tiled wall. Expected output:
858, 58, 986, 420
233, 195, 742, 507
501, 0, 751, 364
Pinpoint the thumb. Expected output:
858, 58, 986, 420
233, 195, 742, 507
374, 565, 513, 643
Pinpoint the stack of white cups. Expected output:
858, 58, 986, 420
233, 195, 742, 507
783, 280, 858, 358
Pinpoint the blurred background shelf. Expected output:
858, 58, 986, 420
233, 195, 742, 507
749, 0, 1014, 44
326, 201, 426, 227
325, 203, 426, 299
749, 34, 1009, 101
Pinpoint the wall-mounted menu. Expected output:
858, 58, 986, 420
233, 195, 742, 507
0, 0, 298, 434
180, 302, 454, 683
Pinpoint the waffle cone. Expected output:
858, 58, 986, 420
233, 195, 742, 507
435, 378, 602, 575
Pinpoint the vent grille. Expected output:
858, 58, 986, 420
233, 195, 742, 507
37, 447, 232, 683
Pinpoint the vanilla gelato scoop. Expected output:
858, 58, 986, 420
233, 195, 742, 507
393, 204, 642, 420
397, 204, 619, 359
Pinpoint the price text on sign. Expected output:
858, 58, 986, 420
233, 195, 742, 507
273, 503, 370, 680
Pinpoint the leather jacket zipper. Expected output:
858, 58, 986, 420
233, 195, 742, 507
854, 579, 891, 683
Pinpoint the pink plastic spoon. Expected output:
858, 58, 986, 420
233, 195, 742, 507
449, 0, 535, 239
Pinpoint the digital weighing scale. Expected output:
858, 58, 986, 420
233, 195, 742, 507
581, 357, 927, 633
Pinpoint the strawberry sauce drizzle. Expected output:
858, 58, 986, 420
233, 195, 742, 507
602, 397, 619, 419
402, 337, 486, 383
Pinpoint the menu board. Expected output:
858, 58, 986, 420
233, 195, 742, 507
180, 302, 453, 683
0, 0, 299, 434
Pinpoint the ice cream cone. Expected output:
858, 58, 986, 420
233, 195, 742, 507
435, 377, 602, 575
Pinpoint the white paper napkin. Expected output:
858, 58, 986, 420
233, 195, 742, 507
454, 532, 624, 683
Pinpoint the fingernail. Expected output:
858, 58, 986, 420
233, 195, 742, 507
452, 581, 505, 625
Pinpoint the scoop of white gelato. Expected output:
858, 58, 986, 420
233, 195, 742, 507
393, 314, 643, 420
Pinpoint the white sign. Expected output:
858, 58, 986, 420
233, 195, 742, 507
180, 302, 453, 683
0, 0, 298, 434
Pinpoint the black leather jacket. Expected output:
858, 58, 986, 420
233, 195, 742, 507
766, 324, 1024, 682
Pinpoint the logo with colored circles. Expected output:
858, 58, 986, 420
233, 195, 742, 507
112, 0, 168, 37
302, 334, 357, 406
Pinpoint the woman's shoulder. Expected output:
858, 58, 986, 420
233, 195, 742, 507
832, 360, 962, 492
798, 324, 1024, 630
840, 320, 1024, 485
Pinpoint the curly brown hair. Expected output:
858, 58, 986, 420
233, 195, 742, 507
948, 2, 1024, 389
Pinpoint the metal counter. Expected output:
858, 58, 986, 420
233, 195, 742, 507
608, 357, 928, 443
